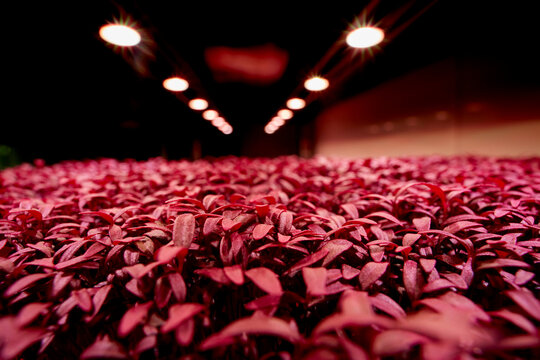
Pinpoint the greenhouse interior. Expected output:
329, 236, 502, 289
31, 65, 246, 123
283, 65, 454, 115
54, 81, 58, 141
1, 1, 539, 359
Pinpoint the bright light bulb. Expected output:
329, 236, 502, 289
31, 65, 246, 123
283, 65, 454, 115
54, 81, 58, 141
265, 124, 277, 134
346, 26, 384, 48
277, 109, 293, 120
220, 124, 233, 134
270, 116, 285, 127
99, 24, 141, 46
304, 76, 329, 91
286, 98, 305, 110
163, 77, 189, 92
212, 117, 226, 127
188, 98, 208, 111
202, 109, 218, 120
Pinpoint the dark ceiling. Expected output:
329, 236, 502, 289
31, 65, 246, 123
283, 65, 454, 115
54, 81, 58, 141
4, 1, 538, 164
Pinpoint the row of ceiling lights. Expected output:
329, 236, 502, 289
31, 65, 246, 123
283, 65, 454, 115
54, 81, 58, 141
99, 24, 233, 135
99, 20, 384, 136
161, 77, 233, 134
264, 26, 385, 134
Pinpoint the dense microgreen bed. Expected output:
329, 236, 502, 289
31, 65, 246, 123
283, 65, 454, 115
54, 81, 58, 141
0, 156, 539, 359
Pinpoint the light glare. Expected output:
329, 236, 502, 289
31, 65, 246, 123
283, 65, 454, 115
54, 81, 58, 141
277, 109, 293, 120
188, 98, 208, 111
163, 77, 189, 92
286, 98, 306, 110
346, 26, 384, 48
202, 110, 218, 120
304, 76, 329, 91
99, 24, 141, 46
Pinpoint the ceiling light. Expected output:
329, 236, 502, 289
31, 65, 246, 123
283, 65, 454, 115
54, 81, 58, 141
346, 26, 384, 48
212, 117, 226, 127
286, 98, 306, 110
304, 76, 329, 91
270, 116, 285, 127
202, 109, 218, 120
188, 98, 208, 111
163, 77, 189, 92
265, 124, 278, 134
221, 124, 233, 134
277, 109, 293, 120
99, 24, 141, 46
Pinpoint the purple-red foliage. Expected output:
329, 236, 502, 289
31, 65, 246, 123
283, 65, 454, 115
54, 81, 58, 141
0, 156, 539, 359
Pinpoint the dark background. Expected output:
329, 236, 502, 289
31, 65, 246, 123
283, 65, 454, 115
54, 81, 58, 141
2, 1, 539, 166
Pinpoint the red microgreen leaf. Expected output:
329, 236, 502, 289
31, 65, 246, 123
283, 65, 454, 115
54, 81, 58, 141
245, 267, 283, 295
172, 213, 196, 248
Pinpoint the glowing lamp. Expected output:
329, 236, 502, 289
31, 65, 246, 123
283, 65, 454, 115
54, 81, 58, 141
265, 124, 277, 134
304, 76, 329, 92
202, 110, 218, 120
188, 98, 208, 111
346, 26, 384, 48
99, 24, 141, 46
286, 98, 305, 110
220, 124, 233, 134
277, 109, 293, 120
163, 77, 189, 92
270, 116, 285, 127
212, 117, 226, 127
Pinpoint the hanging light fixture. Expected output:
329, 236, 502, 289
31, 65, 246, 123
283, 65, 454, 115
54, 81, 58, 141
202, 109, 219, 120
211, 117, 226, 127
286, 98, 306, 110
220, 123, 233, 134
264, 123, 278, 134
270, 117, 285, 127
277, 109, 293, 120
163, 77, 189, 92
346, 26, 385, 48
188, 98, 209, 111
99, 24, 141, 46
304, 76, 329, 91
